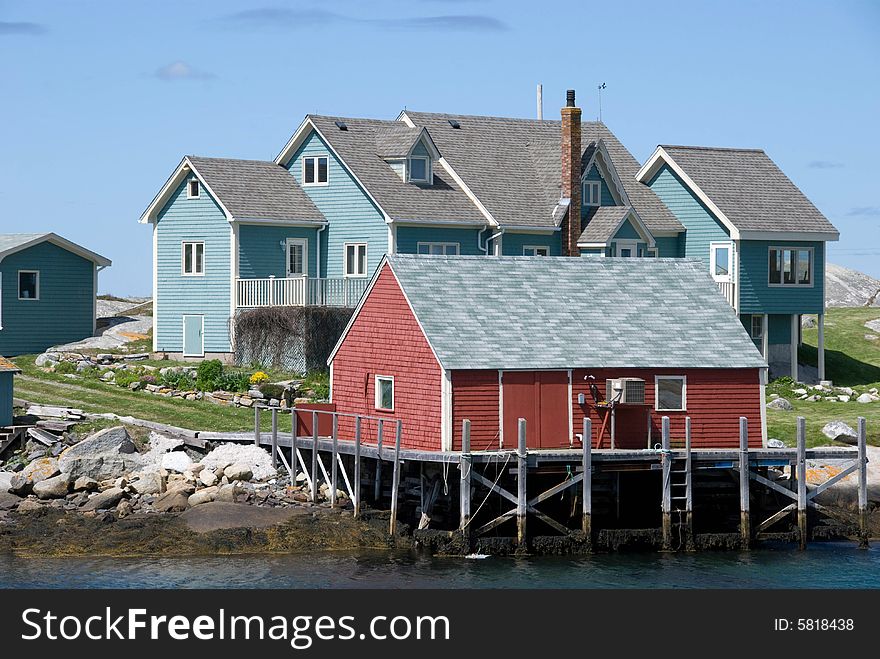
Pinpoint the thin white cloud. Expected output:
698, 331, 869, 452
154, 61, 216, 81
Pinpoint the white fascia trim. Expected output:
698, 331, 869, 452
593, 140, 631, 207
140, 157, 234, 224
0, 233, 112, 267
232, 218, 327, 227
152, 223, 158, 352
577, 242, 609, 249
391, 219, 488, 229
229, 222, 239, 349
637, 146, 740, 239
738, 230, 840, 242
408, 128, 442, 161
500, 226, 560, 234
275, 117, 392, 223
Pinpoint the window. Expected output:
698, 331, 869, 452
582, 180, 601, 207
647, 247, 658, 258
655, 376, 686, 412
344, 243, 367, 277
616, 240, 638, 257
182, 241, 205, 276
303, 156, 329, 185
710, 242, 733, 282
409, 157, 429, 182
751, 315, 764, 340
523, 246, 550, 256
18, 271, 39, 300
286, 239, 307, 277
417, 242, 459, 256
187, 179, 200, 199
375, 375, 394, 411
769, 247, 812, 286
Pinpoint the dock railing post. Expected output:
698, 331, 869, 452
582, 417, 592, 542
661, 416, 672, 551
739, 416, 751, 549
389, 420, 402, 535
858, 417, 869, 549
374, 420, 384, 502
270, 408, 278, 469
685, 417, 694, 550
796, 416, 808, 550
517, 418, 528, 550
331, 414, 339, 507
254, 406, 261, 447
353, 416, 362, 518
459, 419, 472, 535
310, 411, 319, 503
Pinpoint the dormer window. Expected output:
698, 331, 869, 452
187, 179, 200, 199
583, 180, 601, 207
408, 156, 430, 183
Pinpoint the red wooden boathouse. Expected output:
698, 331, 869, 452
328, 255, 768, 452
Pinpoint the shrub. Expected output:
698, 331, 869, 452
140, 375, 158, 385
54, 361, 76, 375
258, 383, 286, 401
196, 359, 224, 391
79, 366, 102, 380
217, 371, 250, 393
161, 370, 196, 391
249, 371, 270, 385
114, 370, 141, 388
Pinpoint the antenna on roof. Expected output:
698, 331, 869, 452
536, 83, 543, 120
597, 82, 606, 122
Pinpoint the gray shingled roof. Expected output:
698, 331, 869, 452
0, 233, 111, 266
309, 116, 486, 225
374, 125, 424, 158
0, 233, 46, 255
384, 254, 766, 371
578, 206, 633, 243
403, 112, 684, 232
660, 146, 839, 236
188, 156, 325, 223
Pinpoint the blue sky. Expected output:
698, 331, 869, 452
0, 0, 878, 295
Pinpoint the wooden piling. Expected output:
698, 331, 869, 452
582, 417, 592, 541
254, 406, 261, 446
270, 408, 278, 469
389, 420, 402, 535
353, 416, 362, 518
661, 416, 672, 551
331, 414, 339, 507
796, 416, 808, 550
858, 416, 869, 549
310, 411, 319, 503
374, 420, 384, 502
739, 416, 751, 549
459, 419, 472, 533
517, 418, 527, 549
685, 417, 694, 550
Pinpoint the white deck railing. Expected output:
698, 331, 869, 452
716, 280, 736, 309
236, 276, 369, 308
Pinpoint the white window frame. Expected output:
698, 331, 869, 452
655, 375, 687, 412
186, 178, 200, 199
523, 245, 550, 256
302, 155, 330, 186
343, 243, 368, 277
181, 241, 205, 277
375, 375, 395, 412
417, 242, 460, 256
17, 270, 40, 301
710, 241, 734, 283
285, 238, 309, 277
408, 156, 431, 183
582, 180, 601, 207
750, 315, 764, 340
615, 240, 639, 257
647, 247, 658, 258
768, 246, 814, 288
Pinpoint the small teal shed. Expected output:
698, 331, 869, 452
0, 356, 20, 427
0, 233, 111, 356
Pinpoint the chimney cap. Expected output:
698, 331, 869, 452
566, 89, 576, 107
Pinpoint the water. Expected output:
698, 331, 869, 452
2, 543, 879, 588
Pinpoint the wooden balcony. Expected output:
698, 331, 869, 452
236, 276, 369, 309
716, 280, 736, 310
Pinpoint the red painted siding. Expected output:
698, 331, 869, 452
331, 264, 443, 451
451, 370, 499, 451
571, 368, 763, 449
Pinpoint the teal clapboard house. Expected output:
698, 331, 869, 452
0, 234, 111, 356
0, 356, 20, 427
143, 89, 837, 381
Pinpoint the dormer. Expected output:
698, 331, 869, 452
376, 126, 440, 185
580, 138, 629, 217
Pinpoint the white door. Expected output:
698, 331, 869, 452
182, 315, 204, 358
286, 238, 308, 278
710, 242, 734, 282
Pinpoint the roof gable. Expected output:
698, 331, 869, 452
578, 207, 655, 246
0, 233, 111, 267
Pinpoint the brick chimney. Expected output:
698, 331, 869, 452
561, 89, 582, 257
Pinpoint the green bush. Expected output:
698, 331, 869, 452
258, 383, 286, 401
79, 366, 102, 380
114, 370, 141, 388
54, 361, 76, 375
160, 370, 196, 390
217, 371, 250, 393
196, 359, 224, 391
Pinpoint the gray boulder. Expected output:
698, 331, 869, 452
857, 393, 875, 404
9, 458, 60, 495
224, 463, 253, 482
73, 476, 98, 492
153, 487, 192, 512
33, 473, 71, 500
198, 469, 218, 487
161, 451, 193, 473
58, 426, 142, 481
188, 486, 219, 507
0, 492, 22, 511
0, 471, 14, 493
821, 421, 859, 444
129, 471, 165, 495
81, 487, 125, 511
766, 398, 793, 411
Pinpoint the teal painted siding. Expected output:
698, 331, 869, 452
581, 165, 615, 218
411, 141, 430, 157
768, 314, 792, 345
647, 165, 729, 266
654, 235, 683, 258
1, 372, 13, 426
738, 240, 825, 315
238, 225, 320, 279
287, 131, 388, 278
155, 176, 232, 354
612, 218, 641, 240
396, 226, 485, 255
0, 242, 95, 356
502, 232, 561, 256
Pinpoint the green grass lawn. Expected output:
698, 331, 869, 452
766, 307, 880, 447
